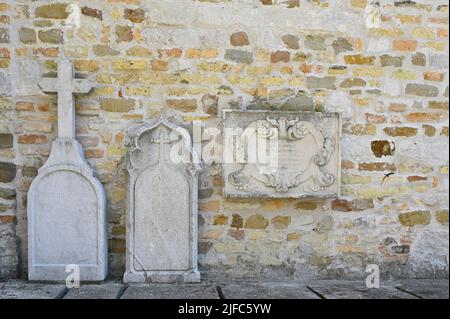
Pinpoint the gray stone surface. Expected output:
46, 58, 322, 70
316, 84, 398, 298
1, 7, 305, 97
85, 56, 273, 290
124, 118, 202, 283
1, 280, 448, 299
307, 281, 418, 299
0, 280, 65, 299
397, 280, 449, 299
121, 284, 220, 299
63, 282, 124, 299
220, 282, 319, 299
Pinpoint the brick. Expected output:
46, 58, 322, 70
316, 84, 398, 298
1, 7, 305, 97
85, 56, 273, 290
352, 67, 384, 77
424, 71, 444, 82
380, 54, 404, 67
282, 34, 299, 49
18, 134, 48, 144
0, 133, 13, 149
166, 99, 198, 112
397, 15, 421, 24
271, 51, 290, 63
38, 29, 63, 44
0, 162, 16, 183
389, 103, 407, 112
423, 125, 436, 137
0, 215, 16, 223
307, 76, 335, 90
113, 60, 148, 70
0, 187, 15, 200
344, 54, 376, 65
93, 45, 119, 57
225, 50, 253, 63
228, 229, 244, 241
384, 127, 417, 137
101, 99, 135, 112
213, 214, 228, 225
412, 27, 435, 38
84, 149, 104, 158
366, 113, 386, 124
350, 0, 367, 8
407, 176, 428, 182
393, 40, 417, 51
231, 214, 243, 229
74, 60, 99, 72
428, 101, 449, 110
19, 27, 36, 44
230, 32, 250, 46
271, 216, 291, 229
151, 60, 168, 71
399, 211, 431, 227
186, 48, 218, 59
305, 35, 326, 51
407, 112, 445, 123
201, 94, 218, 115
332, 37, 353, 53
340, 78, 366, 88
392, 69, 417, 80
405, 84, 439, 97
359, 162, 396, 172
436, 210, 449, 224
81, 7, 103, 20
411, 52, 426, 66
332, 199, 374, 212
124, 8, 145, 23
295, 200, 318, 210
244, 214, 269, 229
116, 25, 133, 42
35, 4, 69, 19
371, 140, 394, 157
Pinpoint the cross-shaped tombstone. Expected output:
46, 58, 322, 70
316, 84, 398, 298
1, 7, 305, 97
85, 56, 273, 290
28, 58, 107, 282
38, 58, 93, 140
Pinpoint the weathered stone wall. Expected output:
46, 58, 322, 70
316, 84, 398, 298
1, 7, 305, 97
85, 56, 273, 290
0, 0, 18, 278
0, 0, 448, 280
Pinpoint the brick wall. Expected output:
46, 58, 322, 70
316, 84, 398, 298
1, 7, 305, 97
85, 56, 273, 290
0, 0, 448, 280
0, 0, 18, 279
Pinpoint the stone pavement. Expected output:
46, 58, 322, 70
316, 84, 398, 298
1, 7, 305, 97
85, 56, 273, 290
0, 280, 448, 299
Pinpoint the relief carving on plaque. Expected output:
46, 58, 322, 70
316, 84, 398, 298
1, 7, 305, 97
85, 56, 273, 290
224, 111, 341, 198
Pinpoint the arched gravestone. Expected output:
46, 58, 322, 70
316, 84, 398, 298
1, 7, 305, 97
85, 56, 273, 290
124, 118, 202, 283
28, 59, 107, 281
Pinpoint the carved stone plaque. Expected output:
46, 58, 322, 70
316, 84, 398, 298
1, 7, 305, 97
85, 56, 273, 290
124, 118, 202, 283
223, 110, 341, 198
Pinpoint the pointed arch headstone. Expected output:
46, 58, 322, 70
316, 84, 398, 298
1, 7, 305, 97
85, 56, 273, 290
124, 117, 202, 283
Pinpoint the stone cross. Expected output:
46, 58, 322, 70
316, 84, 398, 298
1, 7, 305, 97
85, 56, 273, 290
38, 58, 92, 140
151, 129, 177, 163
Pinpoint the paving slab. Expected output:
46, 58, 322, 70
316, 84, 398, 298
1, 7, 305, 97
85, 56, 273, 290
121, 283, 220, 299
307, 281, 417, 299
0, 280, 66, 299
396, 280, 449, 299
63, 282, 124, 299
220, 281, 319, 299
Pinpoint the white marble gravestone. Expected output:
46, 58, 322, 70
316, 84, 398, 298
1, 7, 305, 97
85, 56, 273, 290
223, 110, 341, 198
28, 59, 107, 282
124, 117, 202, 283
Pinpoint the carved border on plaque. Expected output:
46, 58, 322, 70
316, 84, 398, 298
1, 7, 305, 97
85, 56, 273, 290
224, 110, 341, 198
124, 117, 202, 283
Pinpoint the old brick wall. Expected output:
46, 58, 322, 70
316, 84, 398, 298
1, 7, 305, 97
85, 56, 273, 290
0, 0, 448, 280
0, 0, 18, 279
